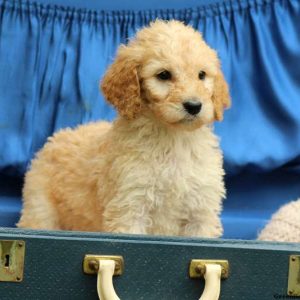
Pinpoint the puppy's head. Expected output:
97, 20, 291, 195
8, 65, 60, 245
101, 20, 230, 129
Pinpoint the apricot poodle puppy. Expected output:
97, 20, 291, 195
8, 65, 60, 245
18, 20, 230, 237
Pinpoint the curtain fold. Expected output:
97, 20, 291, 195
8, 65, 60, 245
0, 0, 299, 238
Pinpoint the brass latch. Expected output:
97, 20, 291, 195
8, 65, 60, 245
0, 240, 25, 282
288, 255, 300, 296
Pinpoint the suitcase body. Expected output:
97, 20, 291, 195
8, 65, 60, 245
1, 227, 300, 299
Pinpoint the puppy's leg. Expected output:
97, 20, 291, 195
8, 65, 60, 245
102, 193, 150, 235
183, 211, 223, 238
17, 193, 60, 230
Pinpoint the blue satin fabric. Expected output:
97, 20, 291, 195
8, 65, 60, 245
0, 0, 300, 239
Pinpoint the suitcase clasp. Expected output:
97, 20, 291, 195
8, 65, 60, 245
288, 255, 300, 296
0, 240, 25, 282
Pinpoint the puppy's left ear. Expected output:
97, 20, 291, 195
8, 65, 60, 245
101, 46, 141, 119
212, 68, 231, 121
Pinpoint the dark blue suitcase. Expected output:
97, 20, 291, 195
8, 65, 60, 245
1, 227, 300, 299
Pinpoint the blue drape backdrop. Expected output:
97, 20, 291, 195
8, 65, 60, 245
0, 0, 300, 239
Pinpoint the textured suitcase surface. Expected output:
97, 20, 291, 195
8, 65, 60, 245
0, 227, 299, 299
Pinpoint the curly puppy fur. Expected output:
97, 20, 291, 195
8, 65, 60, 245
18, 20, 230, 237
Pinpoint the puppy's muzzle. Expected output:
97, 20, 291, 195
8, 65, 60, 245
183, 101, 202, 116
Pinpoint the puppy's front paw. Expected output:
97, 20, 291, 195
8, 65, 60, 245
108, 223, 148, 235
184, 219, 223, 238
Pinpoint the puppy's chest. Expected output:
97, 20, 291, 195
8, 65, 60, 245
148, 149, 212, 206
113, 129, 223, 210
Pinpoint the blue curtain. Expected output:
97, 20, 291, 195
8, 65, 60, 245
0, 0, 300, 239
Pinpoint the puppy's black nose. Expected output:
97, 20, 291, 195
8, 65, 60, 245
183, 101, 202, 115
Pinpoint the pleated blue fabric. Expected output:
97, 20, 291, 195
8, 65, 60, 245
0, 0, 299, 239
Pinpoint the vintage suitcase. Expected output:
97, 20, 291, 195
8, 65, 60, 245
0, 0, 300, 299
1, 227, 300, 299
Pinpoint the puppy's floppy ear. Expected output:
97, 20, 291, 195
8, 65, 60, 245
101, 46, 141, 119
212, 68, 231, 121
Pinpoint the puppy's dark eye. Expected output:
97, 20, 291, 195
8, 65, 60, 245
198, 70, 206, 80
157, 70, 172, 81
